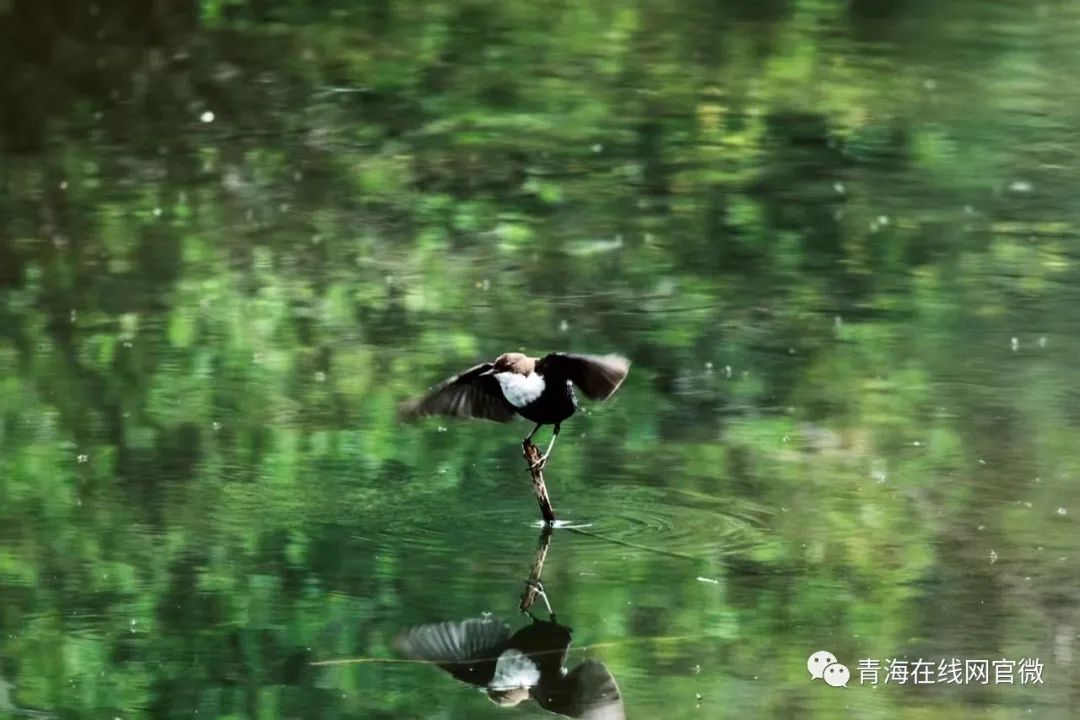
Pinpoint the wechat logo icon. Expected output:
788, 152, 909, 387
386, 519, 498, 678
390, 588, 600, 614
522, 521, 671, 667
808, 650, 850, 688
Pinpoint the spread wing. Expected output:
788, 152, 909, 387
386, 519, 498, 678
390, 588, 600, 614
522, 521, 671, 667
398, 363, 517, 422
393, 617, 512, 688
537, 659, 625, 720
536, 354, 630, 400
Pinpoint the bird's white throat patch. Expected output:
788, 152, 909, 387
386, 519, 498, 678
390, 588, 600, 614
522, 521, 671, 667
490, 649, 541, 690
495, 371, 545, 408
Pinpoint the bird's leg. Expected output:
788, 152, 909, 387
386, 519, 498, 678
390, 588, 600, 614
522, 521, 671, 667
524, 422, 542, 444
528, 424, 559, 472
522, 422, 543, 466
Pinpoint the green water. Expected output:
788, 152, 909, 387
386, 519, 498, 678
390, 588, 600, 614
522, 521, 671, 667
2, 0, 1080, 717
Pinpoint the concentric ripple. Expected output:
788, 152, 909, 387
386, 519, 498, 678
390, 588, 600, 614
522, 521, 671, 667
552, 483, 776, 563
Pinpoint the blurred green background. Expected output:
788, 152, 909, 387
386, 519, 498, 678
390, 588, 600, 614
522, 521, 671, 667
2, 0, 1079, 717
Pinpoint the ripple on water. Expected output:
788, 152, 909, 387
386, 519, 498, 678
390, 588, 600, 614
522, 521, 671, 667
543, 484, 776, 565
367, 490, 542, 570
360, 481, 777, 587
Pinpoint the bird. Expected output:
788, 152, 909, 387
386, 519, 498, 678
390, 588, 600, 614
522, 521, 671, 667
394, 615, 624, 719
399, 352, 630, 471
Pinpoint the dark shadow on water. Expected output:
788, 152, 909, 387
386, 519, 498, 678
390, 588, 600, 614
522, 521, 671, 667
393, 528, 626, 719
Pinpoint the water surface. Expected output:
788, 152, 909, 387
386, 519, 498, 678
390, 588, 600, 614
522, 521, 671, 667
2, 0, 1080, 717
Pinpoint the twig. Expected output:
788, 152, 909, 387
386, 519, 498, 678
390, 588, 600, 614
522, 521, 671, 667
522, 439, 556, 524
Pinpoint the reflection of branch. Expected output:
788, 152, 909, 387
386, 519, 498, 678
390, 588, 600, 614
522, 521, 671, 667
522, 439, 556, 524
519, 526, 553, 613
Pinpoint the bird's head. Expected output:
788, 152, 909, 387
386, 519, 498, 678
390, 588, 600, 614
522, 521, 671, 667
485, 352, 534, 376
486, 686, 530, 707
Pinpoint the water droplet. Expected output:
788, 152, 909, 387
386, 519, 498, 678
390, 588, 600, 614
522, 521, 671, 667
315, 371, 327, 383
1009, 180, 1033, 193
591, 143, 604, 153
877, 215, 890, 226
212, 421, 222, 432
77, 454, 88, 464
1011, 337, 1019, 352
1039, 336, 1048, 348
200, 110, 215, 123
724, 365, 732, 378
559, 319, 569, 332
153, 207, 162, 217
833, 182, 845, 195
989, 549, 998, 565
1058, 507, 1068, 516
59, 180, 68, 191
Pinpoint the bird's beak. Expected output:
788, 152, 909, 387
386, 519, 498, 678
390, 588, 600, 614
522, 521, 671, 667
479, 368, 496, 377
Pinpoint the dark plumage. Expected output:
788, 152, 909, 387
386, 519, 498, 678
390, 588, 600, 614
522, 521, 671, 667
400, 352, 630, 470
394, 616, 624, 719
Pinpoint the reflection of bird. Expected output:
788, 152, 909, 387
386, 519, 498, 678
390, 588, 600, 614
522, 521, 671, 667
400, 353, 629, 470
394, 616, 624, 719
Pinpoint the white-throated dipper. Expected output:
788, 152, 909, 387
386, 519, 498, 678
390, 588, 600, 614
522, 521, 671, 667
394, 615, 624, 718
400, 353, 630, 470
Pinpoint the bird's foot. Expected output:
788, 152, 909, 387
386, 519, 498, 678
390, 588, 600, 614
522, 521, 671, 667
522, 579, 555, 619
527, 454, 548, 473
